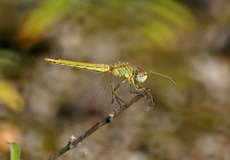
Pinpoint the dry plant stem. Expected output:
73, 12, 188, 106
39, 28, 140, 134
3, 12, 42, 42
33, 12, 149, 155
48, 94, 144, 160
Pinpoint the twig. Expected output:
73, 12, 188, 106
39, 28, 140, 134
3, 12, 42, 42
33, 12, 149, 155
48, 94, 144, 160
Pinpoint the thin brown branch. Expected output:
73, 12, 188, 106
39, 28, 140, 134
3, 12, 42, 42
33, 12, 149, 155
48, 94, 144, 160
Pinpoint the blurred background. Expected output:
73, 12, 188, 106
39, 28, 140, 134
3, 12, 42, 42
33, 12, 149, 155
0, 0, 230, 159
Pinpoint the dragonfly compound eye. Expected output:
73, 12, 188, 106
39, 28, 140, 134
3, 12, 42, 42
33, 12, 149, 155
135, 68, 147, 83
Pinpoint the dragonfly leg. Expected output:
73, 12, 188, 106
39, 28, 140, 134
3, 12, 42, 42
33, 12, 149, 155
114, 94, 126, 106
143, 88, 155, 107
111, 79, 126, 104
113, 94, 127, 112
128, 84, 155, 107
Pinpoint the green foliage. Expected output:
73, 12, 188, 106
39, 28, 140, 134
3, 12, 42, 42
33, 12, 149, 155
72, 0, 196, 49
18, 0, 196, 49
10, 143, 21, 160
0, 49, 20, 71
0, 80, 24, 112
141, 0, 196, 49
0, 49, 24, 112
19, 0, 74, 46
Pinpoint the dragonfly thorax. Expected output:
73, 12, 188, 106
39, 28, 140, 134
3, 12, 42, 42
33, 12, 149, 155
135, 67, 147, 83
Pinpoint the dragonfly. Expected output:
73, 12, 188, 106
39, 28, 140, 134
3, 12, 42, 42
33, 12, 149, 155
45, 58, 175, 107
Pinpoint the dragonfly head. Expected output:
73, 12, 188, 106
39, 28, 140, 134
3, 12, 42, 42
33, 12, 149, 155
135, 67, 148, 83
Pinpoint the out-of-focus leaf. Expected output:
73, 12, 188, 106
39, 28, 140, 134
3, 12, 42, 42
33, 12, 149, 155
0, 80, 24, 112
78, 0, 196, 50
0, 49, 19, 68
143, 21, 176, 48
141, 0, 196, 49
18, 0, 74, 48
150, 0, 196, 28
10, 142, 21, 160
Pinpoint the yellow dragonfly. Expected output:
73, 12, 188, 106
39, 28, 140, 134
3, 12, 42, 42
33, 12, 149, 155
45, 58, 175, 106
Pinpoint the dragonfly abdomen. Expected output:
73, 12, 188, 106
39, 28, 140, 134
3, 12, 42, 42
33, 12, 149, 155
45, 58, 110, 73
110, 63, 134, 80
